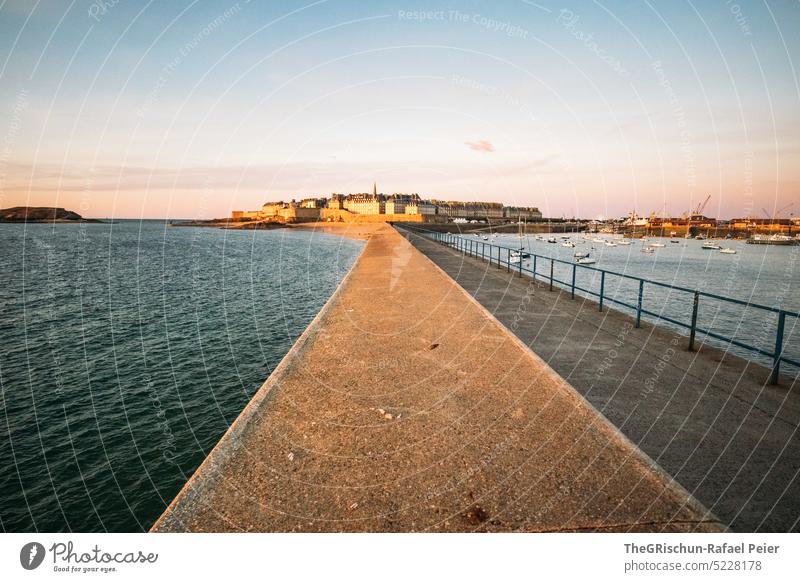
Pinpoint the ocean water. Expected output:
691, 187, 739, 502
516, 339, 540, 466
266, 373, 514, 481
454, 232, 800, 371
0, 221, 363, 532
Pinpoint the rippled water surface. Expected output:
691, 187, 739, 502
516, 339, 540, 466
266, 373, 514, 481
0, 221, 362, 532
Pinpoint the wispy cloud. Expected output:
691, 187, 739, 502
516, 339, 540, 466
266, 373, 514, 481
465, 139, 495, 153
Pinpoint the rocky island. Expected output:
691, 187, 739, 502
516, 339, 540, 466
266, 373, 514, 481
0, 207, 104, 223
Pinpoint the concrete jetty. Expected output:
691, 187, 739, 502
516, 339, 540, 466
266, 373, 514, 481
152, 224, 722, 532
400, 227, 800, 532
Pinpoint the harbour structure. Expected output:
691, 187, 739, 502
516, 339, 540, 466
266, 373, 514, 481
731, 217, 800, 233
395, 226, 800, 532
152, 224, 722, 533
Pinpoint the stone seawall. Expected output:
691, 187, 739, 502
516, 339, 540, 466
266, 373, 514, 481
152, 224, 723, 532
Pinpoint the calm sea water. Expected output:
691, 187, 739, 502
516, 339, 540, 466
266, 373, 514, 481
0, 221, 362, 532
456, 232, 800, 371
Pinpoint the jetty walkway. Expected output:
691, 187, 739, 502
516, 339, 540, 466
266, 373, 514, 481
153, 223, 721, 532
400, 226, 800, 532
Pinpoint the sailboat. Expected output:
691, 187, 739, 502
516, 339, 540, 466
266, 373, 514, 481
511, 219, 531, 258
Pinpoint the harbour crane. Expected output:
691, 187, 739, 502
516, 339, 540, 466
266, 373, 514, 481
693, 194, 711, 216
683, 194, 712, 223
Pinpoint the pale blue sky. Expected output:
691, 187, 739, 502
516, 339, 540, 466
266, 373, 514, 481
1, 0, 798, 218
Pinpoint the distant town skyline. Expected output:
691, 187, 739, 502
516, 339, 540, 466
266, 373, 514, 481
1, 1, 798, 219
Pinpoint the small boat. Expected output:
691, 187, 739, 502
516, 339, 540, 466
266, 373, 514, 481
510, 255, 522, 264
604, 241, 617, 247
592, 237, 605, 243
641, 247, 655, 254
547, 237, 557, 243
649, 242, 666, 248
577, 256, 596, 265
669, 239, 680, 244
561, 241, 575, 248
574, 251, 588, 258
701, 242, 721, 250
695, 234, 706, 240
482, 235, 489, 241
719, 248, 737, 254
510, 249, 530, 259
617, 240, 631, 246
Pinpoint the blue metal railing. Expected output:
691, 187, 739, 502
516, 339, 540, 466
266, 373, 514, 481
403, 226, 799, 384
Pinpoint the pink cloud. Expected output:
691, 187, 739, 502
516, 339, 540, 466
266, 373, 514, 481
465, 139, 494, 153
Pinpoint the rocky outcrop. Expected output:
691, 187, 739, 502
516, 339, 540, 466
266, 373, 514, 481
0, 207, 84, 222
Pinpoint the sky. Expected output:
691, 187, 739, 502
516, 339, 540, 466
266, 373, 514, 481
0, 0, 798, 219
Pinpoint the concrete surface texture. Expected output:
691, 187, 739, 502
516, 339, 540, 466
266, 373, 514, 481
400, 227, 800, 532
153, 224, 722, 532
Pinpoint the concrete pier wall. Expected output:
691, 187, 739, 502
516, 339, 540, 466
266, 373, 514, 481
399, 226, 800, 532
152, 224, 722, 532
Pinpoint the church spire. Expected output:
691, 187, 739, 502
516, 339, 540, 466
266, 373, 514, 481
372, 181, 377, 196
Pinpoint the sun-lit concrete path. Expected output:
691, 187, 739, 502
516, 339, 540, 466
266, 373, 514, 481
399, 226, 800, 532
153, 224, 721, 532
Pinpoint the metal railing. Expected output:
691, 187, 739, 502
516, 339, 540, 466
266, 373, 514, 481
403, 226, 799, 384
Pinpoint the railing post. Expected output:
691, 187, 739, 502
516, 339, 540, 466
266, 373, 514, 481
506, 247, 510, 272
769, 311, 786, 385
549, 258, 554, 291
519, 252, 523, 277
688, 291, 699, 351
599, 271, 605, 312
571, 264, 576, 299
497, 245, 501, 269
635, 280, 644, 328
533, 255, 537, 281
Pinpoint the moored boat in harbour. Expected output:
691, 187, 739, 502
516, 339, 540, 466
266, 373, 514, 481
746, 234, 799, 245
